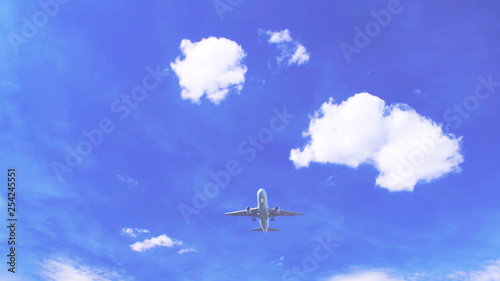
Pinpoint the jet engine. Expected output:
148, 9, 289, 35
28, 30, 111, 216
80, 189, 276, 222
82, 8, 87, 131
274, 206, 280, 215
246, 206, 251, 214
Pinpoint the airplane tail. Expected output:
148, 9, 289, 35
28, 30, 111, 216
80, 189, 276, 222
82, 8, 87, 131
251, 228, 279, 231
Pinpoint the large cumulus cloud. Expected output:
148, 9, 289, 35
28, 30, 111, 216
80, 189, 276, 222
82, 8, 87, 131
290, 93, 463, 191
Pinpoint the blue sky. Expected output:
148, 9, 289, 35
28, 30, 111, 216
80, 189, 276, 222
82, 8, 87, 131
1, 0, 500, 280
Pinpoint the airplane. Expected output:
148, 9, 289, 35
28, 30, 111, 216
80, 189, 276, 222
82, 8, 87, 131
225, 188, 303, 232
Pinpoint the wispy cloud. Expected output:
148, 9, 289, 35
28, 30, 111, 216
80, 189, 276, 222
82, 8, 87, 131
116, 175, 138, 186
324, 260, 500, 281
322, 175, 336, 186
324, 269, 400, 281
177, 248, 197, 254
447, 260, 500, 280
130, 234, 183, 252
40, 257, 130, 281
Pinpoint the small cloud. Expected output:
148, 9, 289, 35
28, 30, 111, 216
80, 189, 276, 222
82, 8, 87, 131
413, 88, 429, 98
117, 175, 138, 186
170, 37, 247, 105
121, 227, 149, 238
289, 44, 310, 65
135, 228, 149, 234
273, 256, 284, 266
268, 29, 292, 43
322, 175, 335, 186
130, 234, 182, 252
263, 29, 310, 67
178, 248, 197, 254
121, 227, 136, 237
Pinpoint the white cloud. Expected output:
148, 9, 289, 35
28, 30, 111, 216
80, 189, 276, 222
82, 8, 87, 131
130, 234, 182, 252
121, 227, 149, 238
268, 29, 293, 43
122, 227, 135, 237
40, 258, 128, 281
324, 270, 401, 281
289, 44, 310, 65
170, 37, 247, 105
177, 248, 197, 254
116, 175, 138, 186
290, 93, 463, 192
264, 29, 310, 66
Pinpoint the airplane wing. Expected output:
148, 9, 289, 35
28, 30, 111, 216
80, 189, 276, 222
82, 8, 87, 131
268, 208, 304, 217
225, 208, 259, 217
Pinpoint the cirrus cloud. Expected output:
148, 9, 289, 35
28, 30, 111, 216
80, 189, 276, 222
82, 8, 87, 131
40, 258, 130, 281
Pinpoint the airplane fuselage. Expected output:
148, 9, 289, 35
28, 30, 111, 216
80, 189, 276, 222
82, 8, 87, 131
225, 188, 303, 232
257, 188, 269, 232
